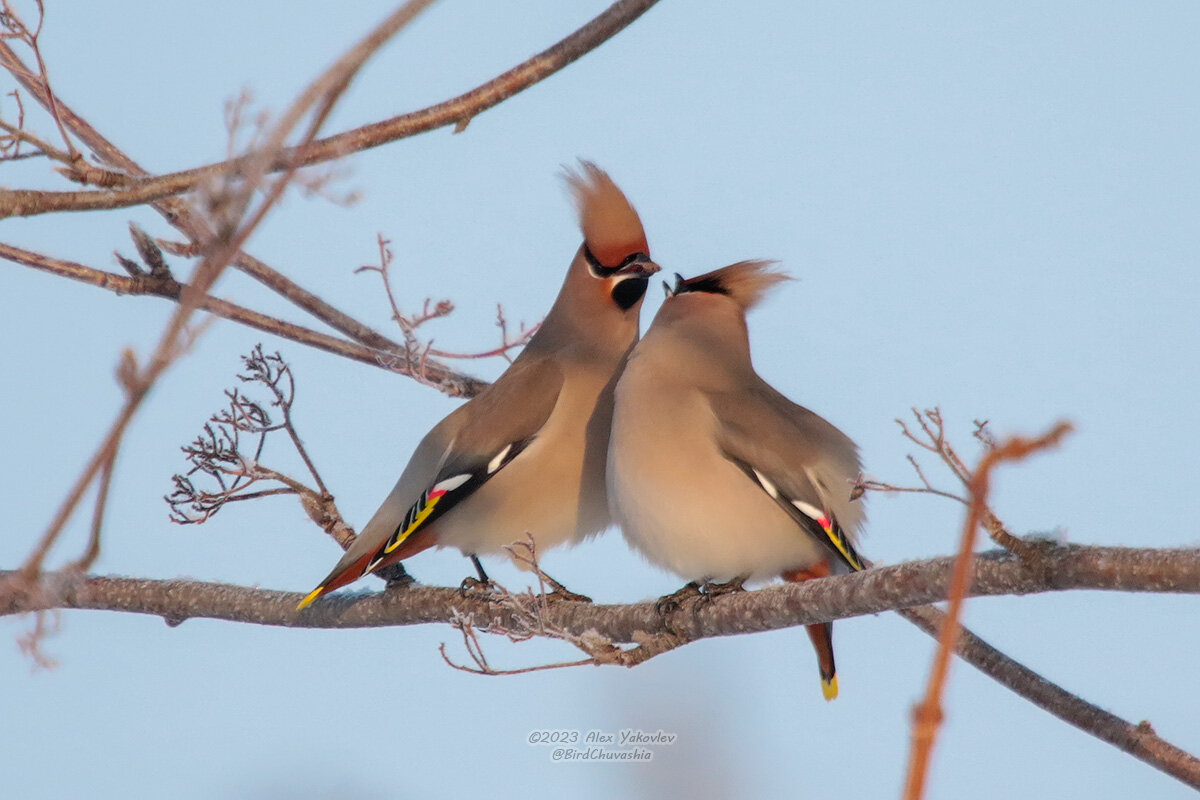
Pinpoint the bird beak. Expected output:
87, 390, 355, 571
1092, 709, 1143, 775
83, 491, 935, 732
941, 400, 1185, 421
661, 280, 674, 298
615, 254, 661, 277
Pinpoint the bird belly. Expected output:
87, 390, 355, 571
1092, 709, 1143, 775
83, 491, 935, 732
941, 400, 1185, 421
610, 395, 825, 582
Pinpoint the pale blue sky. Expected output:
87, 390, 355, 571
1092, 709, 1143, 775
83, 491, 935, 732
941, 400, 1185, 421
3, 1, 1198, 798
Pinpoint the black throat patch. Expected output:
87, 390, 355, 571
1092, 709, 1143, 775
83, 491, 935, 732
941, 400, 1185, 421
611, 277, 649, 310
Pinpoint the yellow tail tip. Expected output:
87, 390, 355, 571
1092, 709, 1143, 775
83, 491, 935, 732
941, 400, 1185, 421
821, 675, 839, 701
296, 587, 324, 611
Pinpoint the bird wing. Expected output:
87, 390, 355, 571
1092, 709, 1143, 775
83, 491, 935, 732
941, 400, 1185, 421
706, 382, 866, 572
297, 357, 565, 609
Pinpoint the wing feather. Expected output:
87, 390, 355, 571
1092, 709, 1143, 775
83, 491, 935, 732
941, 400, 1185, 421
709, 382, 865, 572
297, 358, 564, 609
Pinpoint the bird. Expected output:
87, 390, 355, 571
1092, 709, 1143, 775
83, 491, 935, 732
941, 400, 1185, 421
297, 163, 660, 610
606, 260, 865, 699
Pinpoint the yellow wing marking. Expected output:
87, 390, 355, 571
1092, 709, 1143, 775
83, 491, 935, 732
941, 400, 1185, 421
818, 518, 863, 572
383, 492, 444, 554
296, 587, 324, 611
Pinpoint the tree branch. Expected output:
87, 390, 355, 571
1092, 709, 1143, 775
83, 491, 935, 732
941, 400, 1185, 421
0, 227, 487, 389
2, 545, 1194, 633
3, 545, 1197, 787
9, 0, 437, 583
905, 421, 1074, 800
897, 605, 1200, 791
0, 36, 488, 399
0, 0, 662, 219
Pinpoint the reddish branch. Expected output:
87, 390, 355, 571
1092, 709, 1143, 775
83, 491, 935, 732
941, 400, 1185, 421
7, 0, 435, 589
902, 421, 1074, 800
1, 29, 486, 399
897, 604, 1200, 793
0, 239, 437, 373
0, 0, 662, 219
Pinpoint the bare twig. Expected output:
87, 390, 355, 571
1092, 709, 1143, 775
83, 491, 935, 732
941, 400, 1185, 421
0, 0, 662, 218
166, 347, 354, 550
860, 409, 1045, 557
10, 1, 432, 584
898, 604, 1200, 792
902, 421, 1074, 800
71, 449, 115, 574
0, 0, 78, 159
356, 234, 539, 375
439, 535, 697, 674
0, 240, 485, 386
1, 17, 488, 400
15, 610, 59, 671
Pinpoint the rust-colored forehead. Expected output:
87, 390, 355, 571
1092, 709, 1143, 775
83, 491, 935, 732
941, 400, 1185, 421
566, 161, 649, 266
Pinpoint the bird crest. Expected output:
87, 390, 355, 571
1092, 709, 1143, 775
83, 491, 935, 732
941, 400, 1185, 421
673, 260, 791, 310
564, 161, 649, 267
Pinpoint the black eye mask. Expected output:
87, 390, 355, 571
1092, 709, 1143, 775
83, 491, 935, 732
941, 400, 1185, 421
583, 244, 652, 279
668, 271, 729, 296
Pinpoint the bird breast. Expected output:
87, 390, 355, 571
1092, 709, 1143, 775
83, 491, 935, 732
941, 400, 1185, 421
608, 358, 827, 582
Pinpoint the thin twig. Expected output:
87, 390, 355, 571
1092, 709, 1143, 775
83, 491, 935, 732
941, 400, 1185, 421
902, 421, 1074, 800
71, 450, 115, 573
0, 32, 487, 399
13, 1, 432, 581
0, 0, 661, 218
0, 240, 484, 386
897, 604, 1200, 791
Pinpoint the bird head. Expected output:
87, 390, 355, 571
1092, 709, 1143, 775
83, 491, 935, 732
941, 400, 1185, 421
565, 161, 660, 312
662, 260, 790, 311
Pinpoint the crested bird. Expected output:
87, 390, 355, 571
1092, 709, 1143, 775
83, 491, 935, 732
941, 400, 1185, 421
298, 163, 659, 610
607, 260, 865, 699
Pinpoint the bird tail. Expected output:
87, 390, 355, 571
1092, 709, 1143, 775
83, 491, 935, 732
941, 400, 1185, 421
296, 552, 374, 610
806, 622, 839, 701
782, 561, 841, 701
295, 525, 439, 611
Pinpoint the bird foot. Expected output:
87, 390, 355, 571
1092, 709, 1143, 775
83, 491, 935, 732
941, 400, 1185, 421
377, 562, 415, 588
539, 572, 592, 603
698, 576, 747, 600
458, 575, 500, 601
655, 582, 704, 615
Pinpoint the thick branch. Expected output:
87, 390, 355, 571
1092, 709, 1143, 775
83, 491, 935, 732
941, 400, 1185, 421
4, 544, 1198, 788
0, 0, 661, 219
3, 545, 1195, 635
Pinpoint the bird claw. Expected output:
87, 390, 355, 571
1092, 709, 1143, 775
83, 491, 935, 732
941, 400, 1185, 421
655, 581, 704, 614
655, 577, 747, 614
540, 574, 592, 603
458, 575, 499, 601
377, 562, 415, 588
698, 576, 747, 600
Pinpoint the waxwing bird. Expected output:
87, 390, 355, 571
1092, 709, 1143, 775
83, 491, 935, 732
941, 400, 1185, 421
298, 163, 659, 610
607, 260, 865, 699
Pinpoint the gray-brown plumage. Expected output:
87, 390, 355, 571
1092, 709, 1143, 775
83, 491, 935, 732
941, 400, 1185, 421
298, 163, 658, 609
607, 260, 865, 698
